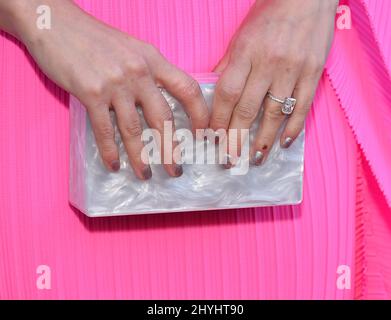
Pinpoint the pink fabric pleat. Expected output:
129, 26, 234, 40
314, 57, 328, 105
355, 152, 391, 299
342, 0, 391, 300
0, 0, 389, 299
326, 0, 391, 207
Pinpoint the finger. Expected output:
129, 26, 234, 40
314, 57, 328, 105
227, 71, 271, 159
209, 58, 251, 133
252, 80, 295, 166
88, 105, 120, 172
137, 79, 183, 178
112, 94, 152, 180
153, 57, 209, 133
280, 75, 320, 148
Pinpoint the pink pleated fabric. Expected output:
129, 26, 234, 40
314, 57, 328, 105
0, 0, 390, 299
348, 0, 391, 299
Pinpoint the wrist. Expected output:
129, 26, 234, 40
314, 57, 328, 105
2, 0, 54, 41
2, 0, 78, 44
0, 0, 26, 37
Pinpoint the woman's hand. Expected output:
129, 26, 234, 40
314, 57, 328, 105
3, 0, 209, 179
210, 0, 338, 166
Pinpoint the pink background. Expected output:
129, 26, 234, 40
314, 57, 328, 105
0, 0, 390, 299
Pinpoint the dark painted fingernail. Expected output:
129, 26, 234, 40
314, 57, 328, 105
282, 137, 294, 149
214, 131, 221, 144
253, 151, 264, 166
143, 166, 152, 180
174, 165, 183, 177
111, 160, 121, 172
223, 154, 234, 169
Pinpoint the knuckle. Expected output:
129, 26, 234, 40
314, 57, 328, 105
177, 78, 201, 98
264, 106, 283, 121
153, 107, 174, 129
197, 110, 210, 125
120, 118, 143, 138
268, 47, 288, 64
97, 122, 114, 140
234, 101, 259, 122
217, 83, 242, 103
124, 59, 150, 78
81, 81, 106, 99
271, 52, 305, 69
290, 55, 305, 68
211, 112, 230, 129
108, 67, 126, 84
268, 48, 304, 68
191, 109, 210, 128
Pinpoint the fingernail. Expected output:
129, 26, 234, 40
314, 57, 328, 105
282, 137, 294, 149
111, 160, 121, 172
174, 165, 183, 177
223, 154, 234, 169
143, 166, 152, 180
253, 151, 264, 166
215, 131, 220, 144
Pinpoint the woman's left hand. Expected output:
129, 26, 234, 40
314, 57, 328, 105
210, 0, 339, 166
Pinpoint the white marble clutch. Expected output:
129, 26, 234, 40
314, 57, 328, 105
69, 80, 304, 217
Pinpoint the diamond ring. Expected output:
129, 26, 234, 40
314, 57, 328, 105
266, 91, 297, 115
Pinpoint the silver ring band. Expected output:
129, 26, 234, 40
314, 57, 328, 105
267, 91, 297, 115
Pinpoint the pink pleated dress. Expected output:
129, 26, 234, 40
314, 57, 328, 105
0, 0, 390, 299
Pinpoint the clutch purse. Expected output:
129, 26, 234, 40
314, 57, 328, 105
69, 73, 304, 217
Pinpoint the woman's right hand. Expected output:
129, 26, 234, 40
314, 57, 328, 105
14, 0, 209, 180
